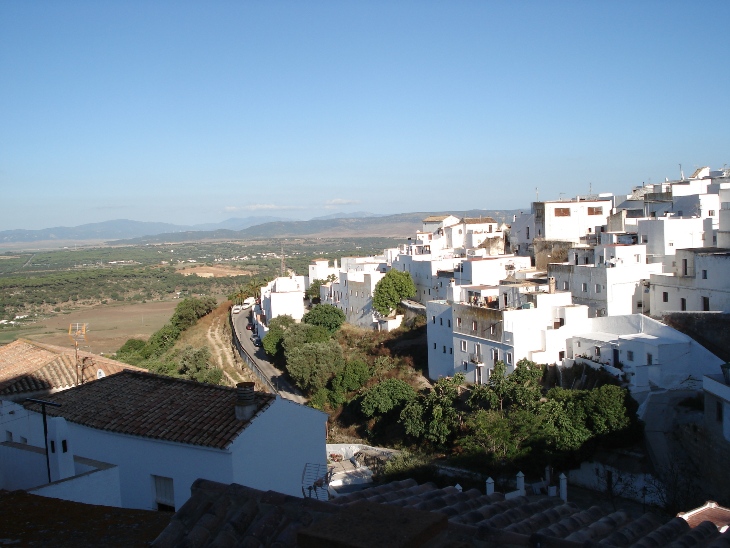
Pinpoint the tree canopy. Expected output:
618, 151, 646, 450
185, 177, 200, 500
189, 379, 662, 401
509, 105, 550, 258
303, 304, 346, 334
373, 270, 416, 316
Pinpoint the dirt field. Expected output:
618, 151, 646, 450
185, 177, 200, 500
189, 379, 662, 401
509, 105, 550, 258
0, 300, 179, 354
176, 264, 254, 277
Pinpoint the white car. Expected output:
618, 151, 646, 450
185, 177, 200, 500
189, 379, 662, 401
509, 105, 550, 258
232, 305, 243, 314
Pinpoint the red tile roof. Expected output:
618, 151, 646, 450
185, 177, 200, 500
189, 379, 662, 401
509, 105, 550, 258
0, 338, 144, 397
24, 370, 275, 449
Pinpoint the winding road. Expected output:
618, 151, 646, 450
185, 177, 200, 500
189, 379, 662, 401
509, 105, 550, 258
230, 311, 307, 404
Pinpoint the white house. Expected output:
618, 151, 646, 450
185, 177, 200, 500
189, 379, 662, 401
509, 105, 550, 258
649, 247, 730, 314
260, 275, 306, 324
636, 217, 706, 269
565, 315, 723, 405
308, 259, 339, 285
320, 256, 390, 328
703, 371, 730, 443
548, 244, 663, 317
427, 288, 590, 383
0, 372, 327, 510
508, 211, 535, 256
532, 197, 612, 244
718, 186, 730, 248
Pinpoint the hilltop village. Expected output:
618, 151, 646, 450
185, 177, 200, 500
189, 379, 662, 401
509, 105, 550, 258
2, 166, 730, 546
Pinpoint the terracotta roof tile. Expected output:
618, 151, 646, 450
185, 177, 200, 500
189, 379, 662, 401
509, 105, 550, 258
153, 480, 730, 547
24, 370, 275, 449
0, 338, 144, 396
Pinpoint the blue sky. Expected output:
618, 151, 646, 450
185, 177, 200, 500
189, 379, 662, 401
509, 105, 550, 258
1, 1, 729, 231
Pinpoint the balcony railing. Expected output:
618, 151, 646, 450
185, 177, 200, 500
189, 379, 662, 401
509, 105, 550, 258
469, 353, 484, 365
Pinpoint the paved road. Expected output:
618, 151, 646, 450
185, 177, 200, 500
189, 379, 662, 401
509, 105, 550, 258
231, 311, 307, 404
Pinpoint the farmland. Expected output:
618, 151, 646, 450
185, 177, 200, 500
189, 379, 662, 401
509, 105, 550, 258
0, 237, 401, 352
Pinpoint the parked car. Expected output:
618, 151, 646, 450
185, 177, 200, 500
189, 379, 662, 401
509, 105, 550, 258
251, 337, 262, 347
246, 324, 254, 331
232, 305, 242, 314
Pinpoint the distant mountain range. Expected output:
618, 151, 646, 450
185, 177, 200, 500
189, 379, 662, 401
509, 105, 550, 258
0, 210, 525, 247
0, 216, 290, 244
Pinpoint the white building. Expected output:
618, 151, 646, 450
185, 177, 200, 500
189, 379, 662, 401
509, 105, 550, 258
548, 244, 662, 317
718, 186, 730, 248
427, 288, 590, 383
533, 197, 612, 244
649, 248, 730, 314
636, 217, 707, 268
0, 372, 327, 510
704, 371, 730, 443
565, 315, 724, 406
320, 256, 390, 328
260, 275, 306, 324
308, 259, 339, 284
508, 211, 535, 256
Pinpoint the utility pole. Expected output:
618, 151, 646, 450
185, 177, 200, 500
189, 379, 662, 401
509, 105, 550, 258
25, 398, 62, 483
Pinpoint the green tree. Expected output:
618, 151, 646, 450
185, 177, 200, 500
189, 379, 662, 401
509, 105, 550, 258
360, 378, 417, 417
286, 339, 344, 394
373, 270, 416, 316
282, 323, 331, 355
302, 304, 346, 334
261, 315, 296, 359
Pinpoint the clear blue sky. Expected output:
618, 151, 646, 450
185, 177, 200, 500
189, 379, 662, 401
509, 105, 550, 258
1, 1, 729, 231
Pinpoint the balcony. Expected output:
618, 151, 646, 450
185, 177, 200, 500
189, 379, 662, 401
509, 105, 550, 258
469, 353, 484, 366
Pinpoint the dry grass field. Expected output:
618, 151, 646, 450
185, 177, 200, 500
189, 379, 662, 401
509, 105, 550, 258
1, 300, 179, 354
176, 264, 255, 277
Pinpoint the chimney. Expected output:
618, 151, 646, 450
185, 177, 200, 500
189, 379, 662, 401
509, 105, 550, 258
235, 382, 257, 422
548, 276, 556, 294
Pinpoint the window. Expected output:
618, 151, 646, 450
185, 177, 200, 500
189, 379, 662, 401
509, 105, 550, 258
662, 292, 668, 303
472, 320, 477, 332
702, 296, 710, 311
702, 270, 707, 280
506, 352, 512, 364
563, 281, 569, 290
526, 227, 530, 239
709, 210, 716, 216
443, 346, 446, 354
599, 255, 604, 264
558, 351, 565, 361
489, 324, 496, 335
433, 343, 437, 350
668, 242, 674, 247
582, 283, 587, 293
491, 348, 499, 362
555, 207, 571, 217
641, 235, 648, 243
449, 347, 452, 355
463, 361, 468, 371
635, 254, 641, 263
440, 318, 442, 325
456, 317, 462, 328
594, 346, 601, 357
682, 259, 688, 276
595, 284, 601, 293
62, 440, 68, 453
627, 350, 634, 361
588, 206, 603, 215
153, 475, 175, 512
647, 353, 653, 365
460, 340, 467, 352
680, 298, 686, 311
447, 319, 451, 328
432, 316, 435, 324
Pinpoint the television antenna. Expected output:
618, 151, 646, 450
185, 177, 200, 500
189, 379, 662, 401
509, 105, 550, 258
68, 323, 89, 386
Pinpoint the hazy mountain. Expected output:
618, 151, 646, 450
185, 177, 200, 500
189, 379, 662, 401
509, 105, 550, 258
309, 211, 383, 221
111, 209, 525, 244
0, 216, 291, 244
189, 216, 293, 231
